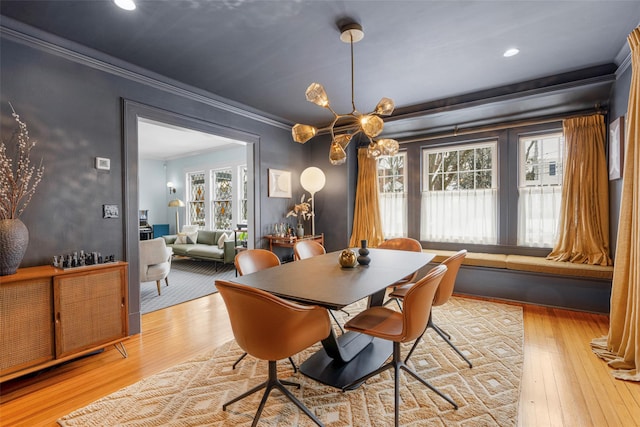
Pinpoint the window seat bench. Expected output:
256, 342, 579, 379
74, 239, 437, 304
423, 250, 613, 313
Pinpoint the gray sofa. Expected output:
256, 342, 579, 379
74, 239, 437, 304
162, 230, 235, 266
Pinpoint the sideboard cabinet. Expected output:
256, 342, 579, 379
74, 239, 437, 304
0, 262, 128, 382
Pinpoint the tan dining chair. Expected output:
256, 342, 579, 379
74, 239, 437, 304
293, 239, 325, 261
293, 240, 349, 334
232, 249, 297, 372
389, 249, 471, 367
377, 237, 423, 308
342, 265, 457, 426
216, 279, 331, 427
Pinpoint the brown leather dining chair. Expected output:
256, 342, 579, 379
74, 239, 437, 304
342, 264, 457, 426
388, 249, 471, 367
293, 239, 325, 261
216, 279, 331, 427
293, 240, 349, 334
232, 249, 296, 372
377, 237, 423, 308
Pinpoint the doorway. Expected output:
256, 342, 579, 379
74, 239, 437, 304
123, 100, 260, 334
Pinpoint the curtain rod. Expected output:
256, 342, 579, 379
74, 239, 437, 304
394, 107, 606, 144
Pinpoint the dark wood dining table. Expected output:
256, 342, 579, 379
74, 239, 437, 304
230, 248, 435, 389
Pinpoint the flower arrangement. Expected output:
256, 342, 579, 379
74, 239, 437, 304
286, 194, 312, 223
0, 104, 44, 220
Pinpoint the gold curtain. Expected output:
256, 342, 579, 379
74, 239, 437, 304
547, 114, 612, 265
349, 148, 384, 248
591, 27, 640, 382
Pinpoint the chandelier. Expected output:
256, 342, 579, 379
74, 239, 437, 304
291, 22, 399, 165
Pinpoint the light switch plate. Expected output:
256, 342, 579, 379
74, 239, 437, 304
95, 157, 110, 170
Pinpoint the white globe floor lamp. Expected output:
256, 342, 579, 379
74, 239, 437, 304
300, 167, 326, 236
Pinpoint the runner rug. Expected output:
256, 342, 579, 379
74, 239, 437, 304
58, 297, 523, 426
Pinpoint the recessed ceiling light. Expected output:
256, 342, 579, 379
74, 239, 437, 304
503, 48, 520, 58
114, 0, 136, 11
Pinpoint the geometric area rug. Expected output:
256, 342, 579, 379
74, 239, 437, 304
140, 258, 236, 315
58, 297, 523, 426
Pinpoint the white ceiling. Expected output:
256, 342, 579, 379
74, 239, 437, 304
137, 117, 244, 161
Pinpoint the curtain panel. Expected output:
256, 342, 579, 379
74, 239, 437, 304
547, 114, 612, 265
349, 148, 384, 248
591, 27, 640, 382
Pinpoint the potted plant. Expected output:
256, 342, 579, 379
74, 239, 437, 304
0, 104, 44, 275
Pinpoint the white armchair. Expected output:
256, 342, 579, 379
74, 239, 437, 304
140, 238, 173, 295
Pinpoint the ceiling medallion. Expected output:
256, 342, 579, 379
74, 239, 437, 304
292, 21, 399, 165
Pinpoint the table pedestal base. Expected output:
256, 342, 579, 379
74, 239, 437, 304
299, 337, 392, 390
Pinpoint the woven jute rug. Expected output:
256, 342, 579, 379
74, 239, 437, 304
58, 297, 523, 426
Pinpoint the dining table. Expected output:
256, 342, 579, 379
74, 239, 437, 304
229, 247, 435, 389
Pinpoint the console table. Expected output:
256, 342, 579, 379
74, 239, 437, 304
0, 262, 129, 382
264, 233, 324, 252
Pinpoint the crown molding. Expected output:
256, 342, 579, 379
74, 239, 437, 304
0, 17, 290, 131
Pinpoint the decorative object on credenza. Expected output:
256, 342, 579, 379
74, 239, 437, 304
357, 239, 371, 266
52, 250, 116, 269
0, 103, 45, 275
338, 249, 358, 268
286, 194, 312, 237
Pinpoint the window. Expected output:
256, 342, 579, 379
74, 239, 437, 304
211, 168, 232, 230
187, 171, 206, 227
421, 141, 498, 244
238, 166, 248, 225
377, 153, 407, 237
517, 132, 564, 247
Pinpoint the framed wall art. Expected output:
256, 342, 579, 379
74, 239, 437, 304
609, 116, 624, 180
268, 169, 291, 198
103, 204, 119, 218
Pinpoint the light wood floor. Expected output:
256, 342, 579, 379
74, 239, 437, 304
1, 293, 638, 427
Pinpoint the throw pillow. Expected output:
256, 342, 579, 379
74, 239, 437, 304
185, 231, 198, 244
217, 232, 232, 249
175, 233, 188, 244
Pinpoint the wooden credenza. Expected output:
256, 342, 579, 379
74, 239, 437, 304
0, 262, 129, 382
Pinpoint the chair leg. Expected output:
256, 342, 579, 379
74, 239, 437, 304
329, 310, 345, 334
429, 317, 473, 368
164, 276, 169, 287
343, 342, 457, 426
403, 329, 425, 364
232, 352, 297, 373
155, 280, 161, 295
223, 360, 323, 427
232, 352, 248, 369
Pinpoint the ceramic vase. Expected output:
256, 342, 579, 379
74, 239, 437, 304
296, 223, 304, 238
0, 218, 29, 275
357, 239, 371, 266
